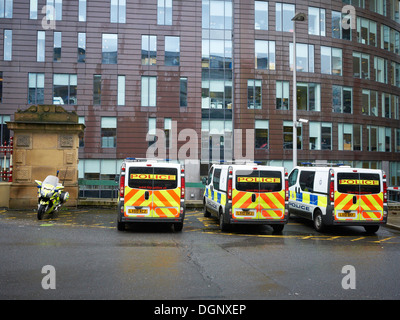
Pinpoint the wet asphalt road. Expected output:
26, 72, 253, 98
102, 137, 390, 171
0, 207, 400, 300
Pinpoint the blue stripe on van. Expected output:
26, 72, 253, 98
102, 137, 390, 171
310, 194, 318, 205
296, 192, 303, 202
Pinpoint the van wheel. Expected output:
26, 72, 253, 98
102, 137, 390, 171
174, 222, 183, 232
364, 225, 379, 233
272, 224, 284, 233
313, 210, 325, 232
219, 209, 229, 232
203, 199, 211, 217
117, 221, 125, 231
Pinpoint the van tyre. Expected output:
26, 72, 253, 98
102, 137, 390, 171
203, 199, 211, 217
313, 210, 325, 232
219, 209, 229, 232
174, 222, 183, 232
364, 225, 379, 233
272, 224, 284, 233
117, 221, 125, 231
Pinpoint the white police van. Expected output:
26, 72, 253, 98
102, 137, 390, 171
288, 164, 388, 233
203, 163, 288, 232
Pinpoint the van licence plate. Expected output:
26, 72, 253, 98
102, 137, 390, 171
128, 209, 147, 214
235, 211, 254, 216
338, 212, 356, 218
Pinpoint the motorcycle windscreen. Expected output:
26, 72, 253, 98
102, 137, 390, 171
335, 172, 383, 221
233, 170, 284, 220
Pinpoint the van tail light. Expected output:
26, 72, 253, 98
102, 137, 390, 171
228, 167, 233, 200
119, 174, 125, 198
329, 171, 335, 202
383, 173, 388, 204
181, 168, 185, 199
285, 171, 289, 201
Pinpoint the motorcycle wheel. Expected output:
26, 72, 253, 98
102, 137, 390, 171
37, 204, 46, 220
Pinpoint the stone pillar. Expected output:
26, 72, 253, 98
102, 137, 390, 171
7, 105, 85, 209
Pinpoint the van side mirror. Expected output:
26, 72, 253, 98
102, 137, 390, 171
202, 177, 207, 185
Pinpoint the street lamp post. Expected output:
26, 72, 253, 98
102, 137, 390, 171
291, 12, 306, 168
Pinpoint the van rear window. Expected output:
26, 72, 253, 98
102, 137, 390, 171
235, 170, 282, 192
128, 167, 178, 190
337, 172, 380, 195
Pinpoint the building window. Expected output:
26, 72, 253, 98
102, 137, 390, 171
117, 75, 125, 106
247, 79, 262, 109
78, 116, 85, 147
203, 0, 232, 30
165, 36, 180, 66
157, 0, 172, 25
276, 3, 295, 32
380, 25, 400, 54
255, 40, 275, 70
30, 0, 37, 19
382, 93, 399, 119
289, 43, 314, 73
101, 117, 117, 148
343, 0, 365, 8
308, 7, 325, 36
255, 1, 268, 30
46, 0, 62, 20
93, 75, 101, 105
0, 0, 12, 18
37, 31, 45, 62
28, 73, 44, 104
391, 62, 400, 87
297, 83, 320, 111
357, 17, 377, 46
338, 123, 362, 151
276, 81, 289, 110
332, 11, 351, 40
390, 0, 400, 23
102, 34, 118, 64
110, 0, 125, 23
0, 72, 3, 103
3, 30, 12, 61
53, 32, 61, 62
53, 74, 77, 105
321, 46, 342, 75
332, 85, 352, 114
309, 122, 332, 150
283, 121, 302, 150
164, 118, 171, 149
370, 0, 386, 15
141, 76, 157, 107
180, 77, 187, 107
362, 89, 378, 116
0, 115, 10, 145
374, 56, 388, 83
255, 120, 269, 149
79, 0, 86, 22
148, 117, 156, 147
367, 126, 391, 152
396, 129, 400, 152
78, 32, 86, 63
353, 52, 370, 79
141, 35, 157, 65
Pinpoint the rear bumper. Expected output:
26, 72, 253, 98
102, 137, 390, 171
117, 200, 185, 224
229, 218, 288, 225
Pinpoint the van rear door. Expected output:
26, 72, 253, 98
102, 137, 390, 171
335, 171, 383, 222
233, 168, 285, 221
125, 165, 180, 219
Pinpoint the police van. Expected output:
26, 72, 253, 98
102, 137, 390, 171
203, 163, 289, 232
117, 158, 185, 232
288, 164, 388, 233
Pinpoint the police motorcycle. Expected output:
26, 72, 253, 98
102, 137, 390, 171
35, 171, 69, 220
